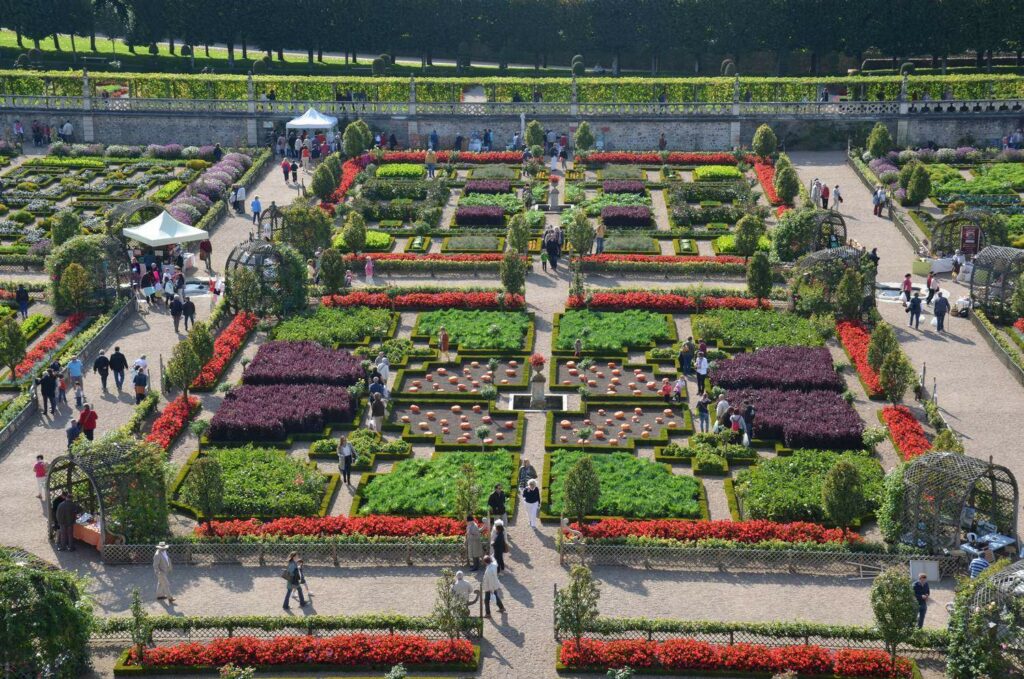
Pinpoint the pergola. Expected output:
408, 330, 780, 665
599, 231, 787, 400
931, 210, 988, 256
968, 560, 1024, 673
256, 202, 284, 240
224, 237, 286, 313
794, 246, 877, 309
969, 245, 1024, 314
900, 452, 1018, 554
106, 198, 164, 226
810, 210, 847, 252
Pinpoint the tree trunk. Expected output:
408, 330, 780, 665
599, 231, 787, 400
168, 37, 175, 55
33, 38, 41, 50
650, 53, 657, 76
205, 44, 210, 57
976, 49, 984, 69
128, 42, 136, 54
15, 30, 22, 48
51, 33, 60, 50
810, 51, 818, 74
241, 39, 247, 60
277, 48, 284, 61
70, 34, 76, 53
90, 32, 97, 52
307, 48, 314, 64
317, 49, 323, 62
986, 49, 992, 72
227, 43, 234, 66
534, 52, 540, 71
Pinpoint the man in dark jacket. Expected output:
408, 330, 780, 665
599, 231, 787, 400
933, 293, 951, 333
15, 284, 29, 320
93, 350, 110, 391
109, 346, 128, 392
169, 295, 183, 333
55, 494, 81, 551
488, 483, 508, 527
182, 297, 196, 331
37, 369, 57, 414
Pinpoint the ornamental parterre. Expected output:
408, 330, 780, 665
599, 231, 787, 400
568, 291, 768, 312
194, 515, 464, 539
322, 290, 525, 310
192, 312, 258, 389
242, 341, 362, 386
570, 518, 861, 545
712, 347, 845, 393
209, 384, 354, 442
882, 405, 932, 461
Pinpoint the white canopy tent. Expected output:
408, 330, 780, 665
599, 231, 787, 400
121, 210, 208, 247
285, 108, 339, 131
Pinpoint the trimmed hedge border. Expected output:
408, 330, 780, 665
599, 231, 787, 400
392, 352, 531, 399
971, 308, 1024, 388
383, 397, 526, 452
550, 311, 678, 357
543, 407, 694, 453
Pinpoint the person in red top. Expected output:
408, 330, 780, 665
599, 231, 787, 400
33, 454, 47, 499
78, 404, 98, 441
281, 158, 291, 182
820, 183, 831, 209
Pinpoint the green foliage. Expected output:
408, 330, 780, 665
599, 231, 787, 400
416, 309, 531, 350
311, 163, 336, 200
735, 449, 884, 523
453, 462, 481, 521
165, 333, 203, 397
835, 267, 865, 319
871, 568, 923, 669
1012, 272, 1024, 318
51, 209, 81, 246
279, 198, 333, 258
376, 163, 427, 179
182, 446, 327, 518
867, 122, 894, 158
226, 266, 262, 315
564, 208, 595, 260
931, 428, 964, 453
458, 192, 524, 214
340, 211, 368, 253
188, 321, 215, 366
946, 560, 1019, 679
0, 315, 26, 376
273, 243, 309, 316
773, 165, 799, 204
693, 165, 743, 182
357, 451, 516, 516
774, 154, 792, 174
693, 309, 823, 348
867, 322, 899, 371
574, 121, 595, 152
877, 464, 906, 544
342, 121, 367, 157
273, 306, 394, 346
821, 459, 866, 528
772, 208, 819, 261
182, 456, 224, 522
562, 454, 602, 523
0, 546, 95, 677
733, 215, 765, 259
500, 249, 527, 295
549, 451, 702, 519
555, 565, 601, 645
58, 262, 92, 313
525, 120, 545, 149
557, 309, 672, 351
905, 164, 932, 205
751, 124, 778, 158
319, 248, 347, 294
353, 120, 372, 152
432, 569, 471, 640
879, 350, 915, 403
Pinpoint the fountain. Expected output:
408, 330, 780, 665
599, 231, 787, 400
509, 353, 566, 411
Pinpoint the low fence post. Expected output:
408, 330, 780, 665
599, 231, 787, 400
552, 583, 559, 642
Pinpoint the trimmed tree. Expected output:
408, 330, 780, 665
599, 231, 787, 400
746, 251, 773, 304
500, 249, 528, 295
58, 262, 92, 313
733, 215, 765, 259
525, 120, 545, 149
821, 459, 865, 528
341, 211, 368, 254
311, 163, 336, 200
554, 565, 601, 646
574, 121, 595, 152
880, 351, 915, 403
226, 266, 263, 315
453, 462, 480, 519
0, 315, 27, 377
773, 164, 800, 204
774, 153, 793, 174
563, 455, 601, 524
565, 209, 595, 260
354, 120, 373, 151
51, 210, 82, 246
181, 455, 224, 523
905, 165, 932, 205
280, 198, 333, 258
319, 247, 347, 294
343, 121, 367, 157
867, 322, 899, 371
165, 334, 203, 399
867, 122, 894, 158
187, 321, 215, 366
870, 568, 920, 671
431, 568, 471, 639
506, 213, 530, 254
751, 124, 778, 158
835, 267, 865, 319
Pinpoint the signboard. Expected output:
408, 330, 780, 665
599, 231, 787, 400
960, 225, 981, 255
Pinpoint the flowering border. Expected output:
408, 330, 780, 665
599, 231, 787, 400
323, 290, 525, 311
880, 405, 931, 461
145, 395, 200, 450
5, 312, 89, 384
571, 518, 860, 545
193, 514, 463, 539
579, 151, 756, 166
568, 291, 769, 312
581, 254, 747, 276
835, 321, 883, 399
191, 312, 259, 391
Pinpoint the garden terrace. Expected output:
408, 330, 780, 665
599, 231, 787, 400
208, 384, 355, 444
388, 400, 524, 450
544, 450, 705, 521
724, 388, 863, 450
551, 358, 677, 399
547, 404, 692, 451
552, 310, 676, 354
412, 309, 534, 352
352, 450, 519, 517
393, 356, 530, 397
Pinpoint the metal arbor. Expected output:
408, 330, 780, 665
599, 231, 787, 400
223, 237, 288, 314
106, 198, 164, 227
969, 245, 1024, 315
794, 246, 877, 309
256, 202, 284, 240
968, 560, 1024, 673
900, 452, 1018, 553
931, 210, 988, 256
810, 210, 847, 252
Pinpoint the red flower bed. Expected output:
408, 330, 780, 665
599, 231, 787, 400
12, 313, 87, 379
382, 150, 521, 164
572, 518, 859, 545
192, 312, 259, 389
583, 254, 745, 266
581, 152, 755, 166
882, 405, 932, 461
343, 253, 507, 265
755, 161, 787, 207
128, 634, 475, 669
836, 321, 882, 397
321, 156, 371, 213
195, 514, 463, 538
559, 639, 912, 677
567, 291, 768, 312
145, 395, 200, 450
1014, 318, 1024, 335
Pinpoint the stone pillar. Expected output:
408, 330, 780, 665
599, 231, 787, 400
529, 369, 547, 409
570, 76, 578, 117
246, 73, 258, 146
730, 74, 741, 149
896, 112, 909, 147
409, 77, 417, 116
81, 69, 95, 143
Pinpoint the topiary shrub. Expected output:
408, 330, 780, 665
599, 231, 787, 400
751, 124, 778, 158
866, 122, 893, 159
371, 57, 387, 75
905, 165, 931, 205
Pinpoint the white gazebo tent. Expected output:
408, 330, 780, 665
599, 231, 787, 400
286, 107, 338, 132
121, 210, 208, 247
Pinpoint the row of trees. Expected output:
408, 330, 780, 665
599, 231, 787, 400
2, 0, 1023, 74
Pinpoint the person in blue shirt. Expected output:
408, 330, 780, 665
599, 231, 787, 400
251, 196, 262, 225
66, 356, 84, 388
969, 550, 993, 578
368, 375, 386, 401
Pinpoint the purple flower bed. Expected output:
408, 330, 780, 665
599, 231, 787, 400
725, 388, 863, 450
602, 180, 646, 195
455, 205, 505, 226
601, 205, 652, 228
209, 384, 354, 442
243, 341, 363, 386
167, 151, 253, 223
146, 143, 184, 159
712, 347, 844, 392
464, 180, 512, 194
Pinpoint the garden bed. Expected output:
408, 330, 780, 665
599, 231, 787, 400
388, 399, 524, 450
551, 358, 675, 399
552, 310, 676, 354
412, 309, 534, 352
241, 341, 362, 386
271, 306, 397, 347
191, 312, 259, 391
546, 404, 693, 451
694, 309, 825, 349
394, 356, 530, 396
322, 288, 525, 311
208, 384, 355, 443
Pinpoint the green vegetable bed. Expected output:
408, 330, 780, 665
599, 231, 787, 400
415, 310, 532, 351
556, 310, 674, 351
693, 309, 823, 348
272, 306, 396, 346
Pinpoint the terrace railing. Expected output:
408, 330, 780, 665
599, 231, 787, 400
101, 541, 466, 567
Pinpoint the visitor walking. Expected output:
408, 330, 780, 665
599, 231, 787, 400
78, 404, 97, 441
251, 195, 262, 224
933, 292, 950, 332
696, 393, 712, 433
452, 571, 475, 608
369, 392, 386, 432
913, 573, 930, 628
67, 355, 84, 388
820, 183, 830, 209
283, 552, 308, 609
491, 520, 508, 573
109, 347, 128, 391
466, 516, 483, 571
832, 185, 843, 210
810, 179, 821, 207
678, 337, 695, 375
92, 351, 110, 392
199, 239, 213, 273
872, 186, 886, 217
235, 184, 246, 214
901, 273, 913, 303
742, 401, 756, 445
33, 455, 47, 499
364, 256, 375, 285
926, 273, 939, 305
488, 483, 509, 531
522, 478, 540, 528
54, 493, 81, 551
573, 337, 582, 358
36, 369, 57, 415
337, 434, 355, 486
438, 326, 450, 361
170, 295, 183, 333
518, 459, 537, 492
281, 158, 291, 182
908, 292, 922, 330
593, 222, 606, 254
66, 419, 81, 449
290, 160, 299, 183
154, 542, 175, 604
694, 351, 709, 395
375, 353, 391, 384
481, 555, 505, 616
182, 297, 196, 331
425, 148, 437, 179
133, 367, 149, 404
15, 284, 29, 320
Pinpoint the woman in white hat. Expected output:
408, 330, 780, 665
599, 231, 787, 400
153, 542, 174, 604
522, 478, 540, 529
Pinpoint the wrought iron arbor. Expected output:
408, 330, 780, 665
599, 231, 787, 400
256, 202, 284, 240
899, 452, 1018, 554
810, 211, 847, 252
969, 245, 1024, 315
931, 210, 988, 256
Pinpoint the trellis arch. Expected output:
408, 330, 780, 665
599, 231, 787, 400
256, 202, 284, 240
968, 560, 1024, 673
931, 210, 988, 256
106, 198, 164, 228
900, 452, 1018, 554
969, 245, 1024, 316
810, 211, 847, 252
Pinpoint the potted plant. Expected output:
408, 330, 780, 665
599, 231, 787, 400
530, 352, 546, 375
